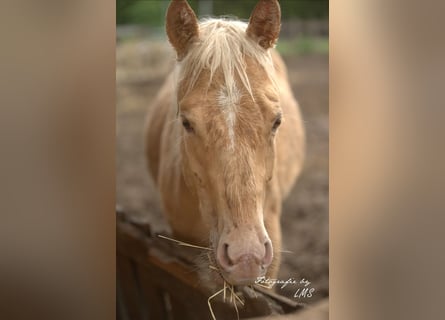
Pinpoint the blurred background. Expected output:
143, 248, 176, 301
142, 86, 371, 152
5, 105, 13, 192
116, 0, 328, 303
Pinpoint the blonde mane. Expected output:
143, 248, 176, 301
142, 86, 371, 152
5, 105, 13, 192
177, 18, 277, 100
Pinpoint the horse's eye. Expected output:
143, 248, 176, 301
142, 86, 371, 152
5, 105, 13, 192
272, 116, 282, 132
182, 118, 194, 133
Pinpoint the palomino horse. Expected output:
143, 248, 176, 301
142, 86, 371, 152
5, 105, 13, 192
145, 0, 304, 287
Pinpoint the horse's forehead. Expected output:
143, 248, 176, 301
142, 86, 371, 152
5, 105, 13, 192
205, 85, 266, 151
180, 66, 278, 149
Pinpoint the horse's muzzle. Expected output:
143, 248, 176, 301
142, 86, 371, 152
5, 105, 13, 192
216, 237, 273, 285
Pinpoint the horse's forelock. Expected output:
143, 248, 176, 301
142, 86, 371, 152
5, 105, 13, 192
177, 18, 277, 101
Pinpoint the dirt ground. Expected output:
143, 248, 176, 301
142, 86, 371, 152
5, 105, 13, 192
116, 38, 328, 303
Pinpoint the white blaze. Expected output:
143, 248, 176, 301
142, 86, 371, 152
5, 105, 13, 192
217, 84, 241, 150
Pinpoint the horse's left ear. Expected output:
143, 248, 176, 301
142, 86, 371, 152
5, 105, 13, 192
246, 0, 281, 50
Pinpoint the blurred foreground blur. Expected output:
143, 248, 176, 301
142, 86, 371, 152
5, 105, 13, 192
1, 0, 445, 319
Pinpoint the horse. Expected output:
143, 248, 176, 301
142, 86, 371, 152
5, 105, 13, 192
145, 0, 304, 287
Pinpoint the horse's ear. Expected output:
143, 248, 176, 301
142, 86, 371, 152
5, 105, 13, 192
246, 0, 281, 49
166, 0, 199, 59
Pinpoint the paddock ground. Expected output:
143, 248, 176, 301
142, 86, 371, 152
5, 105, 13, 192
116, 37, 328, 304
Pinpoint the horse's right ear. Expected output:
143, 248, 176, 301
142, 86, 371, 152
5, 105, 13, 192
166, 0, 199, 60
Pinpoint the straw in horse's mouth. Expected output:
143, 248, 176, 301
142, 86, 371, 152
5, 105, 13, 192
157, 234, 213, 251
157, 234, 249, 320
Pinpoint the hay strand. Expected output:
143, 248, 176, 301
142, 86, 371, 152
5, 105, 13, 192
208, 288, 225, 320
157, 234, 213, 251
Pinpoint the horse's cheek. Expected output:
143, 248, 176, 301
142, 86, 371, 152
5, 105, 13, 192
264, 140, 276, 182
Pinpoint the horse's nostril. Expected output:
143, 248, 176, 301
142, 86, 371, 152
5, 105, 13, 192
217, 243, 233, 271
224, 243, 233, 266
263, 240, 273, 267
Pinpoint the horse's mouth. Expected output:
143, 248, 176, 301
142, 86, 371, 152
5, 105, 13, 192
215, 260, 267, 286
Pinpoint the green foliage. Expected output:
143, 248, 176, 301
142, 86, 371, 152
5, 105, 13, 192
117, 0, 169, 25
117, 0, 328, 26
211, 0, 328, 20
276, 37, 328, 56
